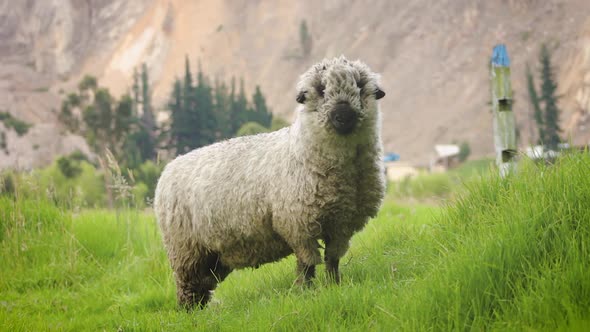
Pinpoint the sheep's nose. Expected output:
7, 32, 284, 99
329, 102, 357, 135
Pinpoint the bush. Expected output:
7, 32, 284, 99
35, 160, 105, 208
57, 156, 83, 179
458, 141, 471, 162
271, 116, 290, 131
131, 160, 164, 207
0, 171, 16, 197
236, 121, 270, 137
0, 112, 32, 136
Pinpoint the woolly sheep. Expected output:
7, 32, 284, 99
154, 56, 386, 309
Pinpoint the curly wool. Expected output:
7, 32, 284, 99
154, 56, 386, 307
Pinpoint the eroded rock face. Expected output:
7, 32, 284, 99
0, 0, 151, 169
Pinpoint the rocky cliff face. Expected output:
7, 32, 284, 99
1, 0, 590, 169
0, 0, 151, 169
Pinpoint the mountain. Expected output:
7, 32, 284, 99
1, 0, 590, 169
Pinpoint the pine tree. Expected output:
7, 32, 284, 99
526, 64, 544, 145
179, 56, 197, 154
539, 44, 561, 149
132, 68, 140, 116
299, 20, 313, 57
169, 78, 189, 155
230, 78, 249, 135
194, 62, 216, 146
213, 78, 231, 139
93, 88, 114, 153
250, 85, 272, 128
140, 64, 155, 134
138, 63, 156, 161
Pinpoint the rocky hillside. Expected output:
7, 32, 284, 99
1, 0, 590, 169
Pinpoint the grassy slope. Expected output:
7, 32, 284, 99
1, 153, 589, 331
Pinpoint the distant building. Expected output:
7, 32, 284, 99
430, 144, 460, 172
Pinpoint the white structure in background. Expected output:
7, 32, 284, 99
430, 144, 460, 172
525, 144, 569, 160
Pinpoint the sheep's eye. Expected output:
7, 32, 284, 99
315, 84, 325, 97
356, 80, 364, 89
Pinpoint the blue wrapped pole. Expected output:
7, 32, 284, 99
490, 44, 517, 177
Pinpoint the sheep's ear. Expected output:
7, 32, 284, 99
375, 88, 385, 100
296, 91, 306, 104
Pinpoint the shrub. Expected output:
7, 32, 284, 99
35, 160, 105, 208
0, 171, 16, 197
236, 121, 270, 137
0, 112, 32, 136
131, 160, 164, 207
458, 141, 471, 162
271, 116, 290, 131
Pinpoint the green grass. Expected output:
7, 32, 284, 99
1, 153, 589, 331
388, 158, 494, 202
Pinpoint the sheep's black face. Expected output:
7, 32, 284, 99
296, 56, 385, 137
330, 102, 357, 135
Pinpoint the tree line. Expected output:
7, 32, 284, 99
165, 57, 274, 155
59, 56, 279, 170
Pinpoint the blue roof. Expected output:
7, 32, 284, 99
491, 44, 510, 67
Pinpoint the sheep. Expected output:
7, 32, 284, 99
154, 56, 386, 309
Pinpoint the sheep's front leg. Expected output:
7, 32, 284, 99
324, 235, 350, 284
296, 259, 316, 285
293, 239, 322, 285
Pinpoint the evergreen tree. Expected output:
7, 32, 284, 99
93, 88, 114, 152
132, 68, 140, 116
299, 20, 313, 57
229, 78, 249, 135
114, 94, 134, 145
228, 77, 238, 135
539, 44, 561, 149
526, 64, 544, 145
194, 62, 216, 146
140, 64, 155, 134
164, 61, 277, 152
168, 56, 198, 155
138, 63, 157, 161
213, 78, 231, 139
169, 78, 189, 154
249, 85, 272, 128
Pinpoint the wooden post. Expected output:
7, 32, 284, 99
490, 44, 517, 177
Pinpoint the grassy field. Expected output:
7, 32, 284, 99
1, 153, 589, 331
387, 158, 494, 202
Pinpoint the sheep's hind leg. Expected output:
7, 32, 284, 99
175, 252, 232, 310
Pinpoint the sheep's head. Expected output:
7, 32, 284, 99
295, 56, 385, 137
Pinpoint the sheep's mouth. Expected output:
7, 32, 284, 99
329, 102, 358, 135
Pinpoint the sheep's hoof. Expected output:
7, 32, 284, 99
327, 272, 341, 284
177, 286, 214, 310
